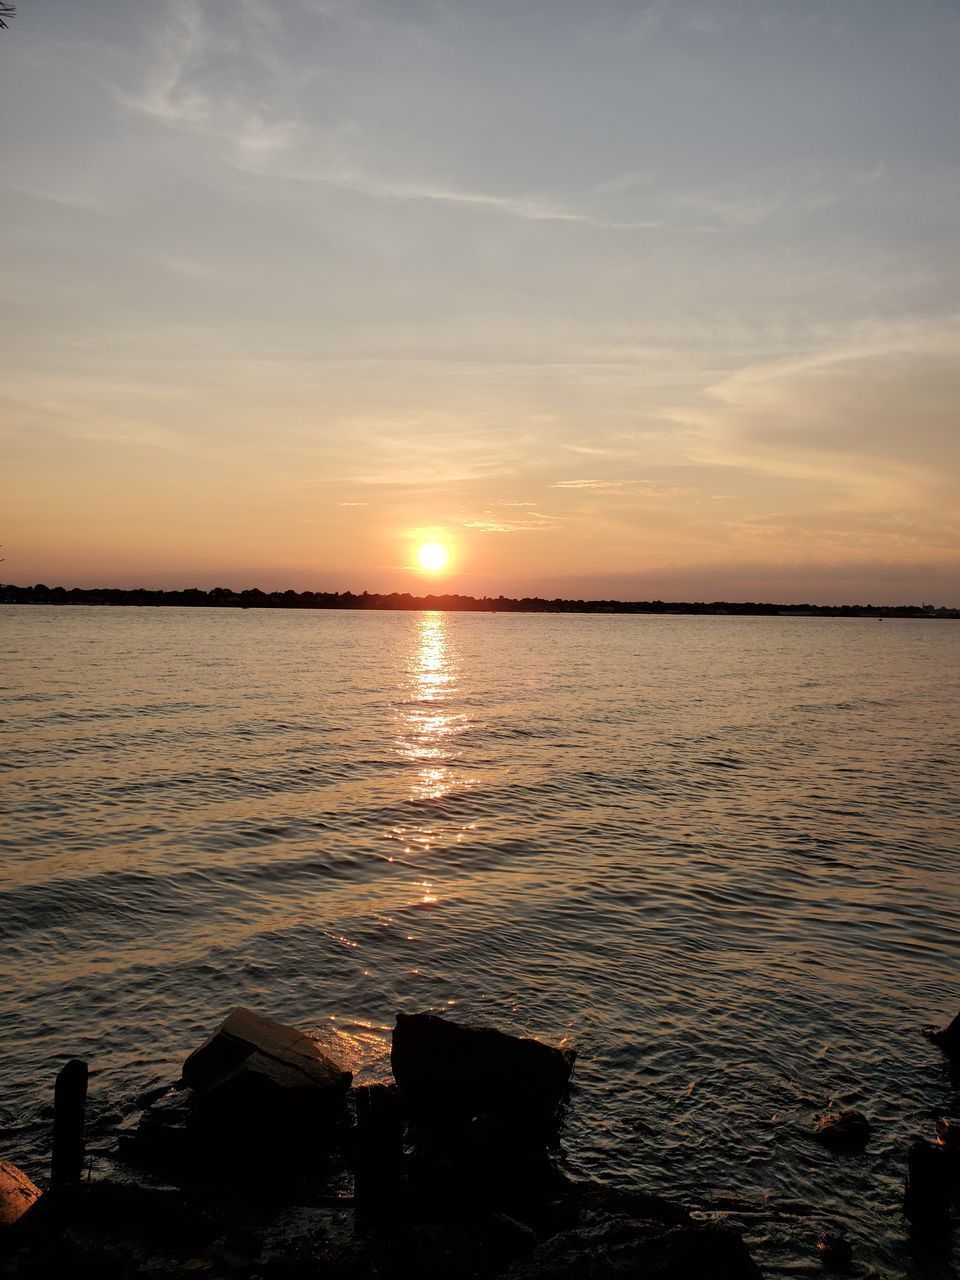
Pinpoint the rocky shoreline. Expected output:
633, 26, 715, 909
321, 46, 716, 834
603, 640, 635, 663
2, 1005, 959, 1279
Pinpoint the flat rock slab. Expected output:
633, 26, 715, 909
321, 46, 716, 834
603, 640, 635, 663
182, 1006, 351, 1096
391, 1012, 574, 1135
0, 1162, 41, 1228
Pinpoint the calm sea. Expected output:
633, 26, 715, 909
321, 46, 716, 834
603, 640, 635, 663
2, 605, 959, 1274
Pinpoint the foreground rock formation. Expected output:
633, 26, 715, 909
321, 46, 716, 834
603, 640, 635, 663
391, 1011, 575, 1138
2, 1007, 763, 1279
119, 1007, 352, 1177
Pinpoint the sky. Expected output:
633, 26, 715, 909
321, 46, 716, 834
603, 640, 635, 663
2, 0, 958, 604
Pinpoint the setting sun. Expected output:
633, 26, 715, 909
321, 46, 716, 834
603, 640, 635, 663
417, 541, 450, 573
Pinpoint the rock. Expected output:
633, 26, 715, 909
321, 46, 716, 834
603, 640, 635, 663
904, 1138, 950, 1225
388, 1216, 538, 1280
0, 1161, 42, 1228
119, 1088, 197, 1172
121, 1009, 352, 1177
502, 1217, 761, 1279
817, 1228, 853, 1270
182, 1006, 351, 1097
481, 1213, 538, 1270
813, 1109, 870, 1153
391, 1012, 575, 1138
183, 1006, 351, 1152
354, 1084, 402, 1227
74, 1182, 222, 1254
572, 1181, 691, 1229
935, 1114, 960, 1158
928, 1008, 960, 1063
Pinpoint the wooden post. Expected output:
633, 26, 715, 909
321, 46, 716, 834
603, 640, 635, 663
51, 1059, 88, 1187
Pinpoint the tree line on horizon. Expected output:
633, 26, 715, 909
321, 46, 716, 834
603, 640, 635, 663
1, 582, 956, 618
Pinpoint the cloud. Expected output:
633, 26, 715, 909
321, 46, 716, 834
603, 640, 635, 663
113, 0, 297, 158
551, 480, 687, 496
681, 325, 960, 512
464, 513, 562, 533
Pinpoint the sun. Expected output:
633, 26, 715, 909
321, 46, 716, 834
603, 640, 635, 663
417, 541, 450, 573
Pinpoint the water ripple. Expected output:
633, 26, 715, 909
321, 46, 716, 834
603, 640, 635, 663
2, 606, 959, 1277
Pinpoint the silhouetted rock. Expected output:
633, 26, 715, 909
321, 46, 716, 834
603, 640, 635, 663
354, 1084, 403, 1227
816, 1227, 853, 1270
481, 1214, 539, 1270
385, 1220, 534, 1280
0, 1161, 41, 1228
935, 1115, 960, 1159
122, 1008, 351, 1177
119, 1086, 196, 1172
72, 1181, 221, 1253
904, 1138, 950, 1225
391, 1012, 574, 1138
501, 1217, 761, 1280
183, 1005, 351, 1095
184, 1005, 351, 1151
813, 1109, 870, 1152
928, 1008, 960, 1063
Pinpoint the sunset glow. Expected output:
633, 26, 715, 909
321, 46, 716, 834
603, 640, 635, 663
1, 3, 958, 606
417, 542, 450, 574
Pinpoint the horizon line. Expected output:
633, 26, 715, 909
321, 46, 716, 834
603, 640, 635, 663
2, 582, 958, 616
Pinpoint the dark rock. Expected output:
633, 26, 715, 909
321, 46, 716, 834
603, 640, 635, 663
119, 1088, 197, 1173
374, 1216, 536, 1280
400, 1140, 575, 1234
481, 1214, 538, 1270
182, 1006, 351, 1097
502, 1217, 761, 1279
135, 1081, 178, 1110
935, 1114, 960, 1158
928, 1008, 960, 1063
392, 1223, 486, 1279
571, 1181, 691, 1228
355, 1084, 402, 1228
118, 1007, 353, 1176
817, 1228, 853, 1270
391, 1013, 574, 1138
71, 1181, 222, 1254
904, 1138, 950, 1224
0, 1161, 42, 1228
813, 1109, 870, 1153
223, 1226, 263, 1257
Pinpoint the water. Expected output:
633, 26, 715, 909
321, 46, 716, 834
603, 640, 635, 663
2, 605, 959, 1275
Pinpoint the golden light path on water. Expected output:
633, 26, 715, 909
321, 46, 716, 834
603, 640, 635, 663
397, 611, 466, 906
319, 611, 465, 1074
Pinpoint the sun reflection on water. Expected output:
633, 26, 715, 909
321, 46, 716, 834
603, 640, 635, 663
390, 611, 474, 909
397, 611, 465, 804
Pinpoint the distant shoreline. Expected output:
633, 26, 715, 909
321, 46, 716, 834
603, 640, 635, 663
2, 583, 957, 618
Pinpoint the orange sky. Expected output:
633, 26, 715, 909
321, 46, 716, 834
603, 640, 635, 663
2, 2, 958, 605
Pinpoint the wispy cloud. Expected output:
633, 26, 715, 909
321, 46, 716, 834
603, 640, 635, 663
464, 513, 562, 533
551, 480, 686, 497
113, 0, 297, 157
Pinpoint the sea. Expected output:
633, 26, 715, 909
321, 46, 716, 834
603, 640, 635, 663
2, 604, 959, 1276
